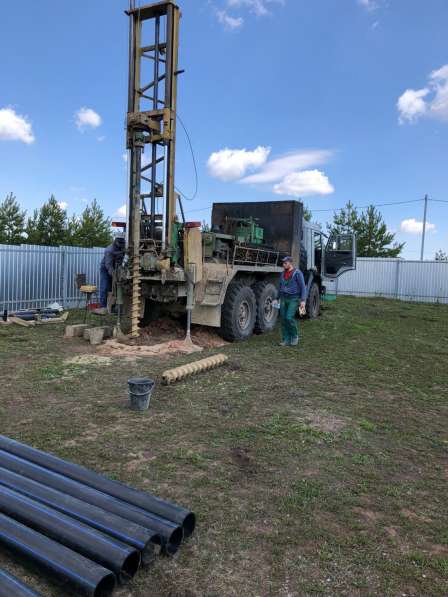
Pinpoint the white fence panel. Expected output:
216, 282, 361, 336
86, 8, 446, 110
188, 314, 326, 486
334, 258, 448, 304
0, 244, 104, 312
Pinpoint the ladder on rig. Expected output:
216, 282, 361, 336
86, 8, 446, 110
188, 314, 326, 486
126, 1, 180, 337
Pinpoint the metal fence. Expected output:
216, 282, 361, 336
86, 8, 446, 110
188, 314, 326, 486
325, 258, 448, 304
0, 244, 104, 311
1, 247, 448, 312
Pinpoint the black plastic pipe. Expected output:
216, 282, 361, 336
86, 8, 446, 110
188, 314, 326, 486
0, 466, 157, 565
0, 569, 42, 597
0, 513, 116, 597
0, 485, 140, 584
0, 435, 195, 536
0, 450, 183, 554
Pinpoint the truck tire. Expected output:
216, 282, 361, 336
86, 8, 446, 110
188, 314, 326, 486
253, 281, 278, 334
306, 282, 320, 319
220, 283, 257, 342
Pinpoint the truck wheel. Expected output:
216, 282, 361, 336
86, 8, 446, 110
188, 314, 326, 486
220, 283, 257, 342
306, 282, 320, 319
253, 281, 278, 334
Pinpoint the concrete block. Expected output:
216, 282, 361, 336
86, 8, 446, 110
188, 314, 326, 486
89, 328, 105, 345
84, 326, 113, 342
64, 324, 89, 338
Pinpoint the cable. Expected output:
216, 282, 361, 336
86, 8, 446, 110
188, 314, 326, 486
184, 197, 429, 216
429, 198, 448, 204
312, 198, 424, 213
175, 113, 199, 201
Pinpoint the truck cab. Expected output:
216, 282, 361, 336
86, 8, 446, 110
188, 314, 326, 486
301, 219, 356, 318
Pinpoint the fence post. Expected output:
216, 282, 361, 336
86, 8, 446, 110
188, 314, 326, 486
394, 259, 401, 299
61, 247, 68, 307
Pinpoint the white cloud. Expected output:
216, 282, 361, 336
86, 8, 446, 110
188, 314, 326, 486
357, 0, 378, 11
227, 0, 284, 17
0, 107, 35, 144
428, 65, 448, 121
273, 170, 334, 197
116, 205, 127, 217
397, 88, 430, 124
241, 149, 333, 184
122, 152, 128, 163
207, 146, 271, 181
398, 64, 448, 124
400, 218, 436, 234
97, 135, 106, 142
216, 10, 244, 30
58, 201, 68, 210
75, 107, 102, 131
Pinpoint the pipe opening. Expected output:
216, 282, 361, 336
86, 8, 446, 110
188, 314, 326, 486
119, 550, 141, 583
182, 513, 196, 538
163, 526, 184, 555
94, 573, 116, 597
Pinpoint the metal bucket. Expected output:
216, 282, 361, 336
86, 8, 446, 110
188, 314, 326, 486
127, 378, 155, 412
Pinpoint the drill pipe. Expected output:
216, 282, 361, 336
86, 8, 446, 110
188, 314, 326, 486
0, 485, 141, 584
0, 466, 157, 564
162, 353, 228, 385
0, 513, 116, 597
0, 450, 184, 552
0, 569, 42, 597
0, 436, 195, 538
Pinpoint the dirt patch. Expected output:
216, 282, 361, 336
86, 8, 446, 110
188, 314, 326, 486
400, 509, 433, 524
302, 410, 349, 433
99, 338, 204, 358
230, 447, 257, 475
134, 318, 227, 349
353, 507, 383, 523
98, 317, 227, 358
64, 355, 113, 366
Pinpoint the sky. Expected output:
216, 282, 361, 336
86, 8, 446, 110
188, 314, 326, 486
0, 0, 447, 260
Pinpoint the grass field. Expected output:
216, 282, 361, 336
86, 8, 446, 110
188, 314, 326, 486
0, 296, 447, 596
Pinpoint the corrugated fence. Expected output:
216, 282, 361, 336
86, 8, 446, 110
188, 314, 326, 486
326, 257, 448, 304
0, 244, 104, 311
1, 247, 447, 311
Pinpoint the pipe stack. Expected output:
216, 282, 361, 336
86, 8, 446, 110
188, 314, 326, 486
0, 436, 196, 596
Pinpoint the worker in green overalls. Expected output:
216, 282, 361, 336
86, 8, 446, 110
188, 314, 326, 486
277, 256, 306, 346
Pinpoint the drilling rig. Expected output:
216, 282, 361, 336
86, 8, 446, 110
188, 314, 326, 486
118, 0, 356, 341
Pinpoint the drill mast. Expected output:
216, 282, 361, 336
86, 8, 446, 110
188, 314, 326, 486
126, 1, 180, 335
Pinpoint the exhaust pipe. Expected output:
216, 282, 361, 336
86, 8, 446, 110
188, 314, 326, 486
0, 436, 195, 537
0, 466, 157, 565
0, 450, 183, 554
0, 569, 41, 597
0, 513, 116, 597
0, 485, 141, 584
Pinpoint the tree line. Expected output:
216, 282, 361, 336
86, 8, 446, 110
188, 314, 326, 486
0, 193, 113, 248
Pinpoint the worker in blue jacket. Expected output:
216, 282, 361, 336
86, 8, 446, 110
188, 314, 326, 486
98, 236, 125, 312
278, 256, 306, 346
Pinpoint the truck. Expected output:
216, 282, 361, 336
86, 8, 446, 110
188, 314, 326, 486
116, 1, 356, 341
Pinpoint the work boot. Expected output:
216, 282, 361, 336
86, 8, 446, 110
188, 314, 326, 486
279, 340, 289, 346
290, 336, 299, 346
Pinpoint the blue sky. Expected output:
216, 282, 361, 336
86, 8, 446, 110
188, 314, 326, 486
0, 0, 447, 259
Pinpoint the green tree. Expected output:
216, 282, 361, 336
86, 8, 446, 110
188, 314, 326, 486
303, 206, 313, 222
25, 195, 68, 246
358, 206, 404, 257
328, 201, 404, 257
327, 201, 361, 236
70, 199, 112, 248
435, 249, 448, 261
0, 193, 26, 244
